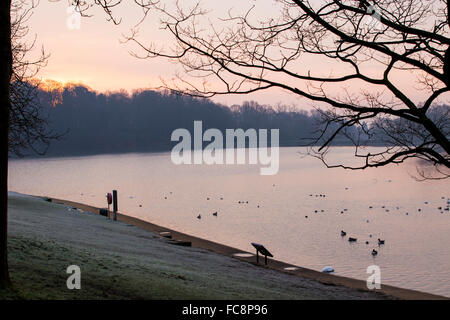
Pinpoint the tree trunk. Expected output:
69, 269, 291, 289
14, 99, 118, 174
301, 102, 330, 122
0, 0, 12, 288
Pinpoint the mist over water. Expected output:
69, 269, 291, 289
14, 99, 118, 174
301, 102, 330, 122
8, 147, 450, 297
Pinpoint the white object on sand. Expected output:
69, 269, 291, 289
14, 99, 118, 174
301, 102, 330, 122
321, 266, 334, 273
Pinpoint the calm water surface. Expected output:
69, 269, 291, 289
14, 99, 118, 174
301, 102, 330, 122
8, 147, 450, 297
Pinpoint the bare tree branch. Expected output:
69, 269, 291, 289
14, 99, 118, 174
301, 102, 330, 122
121, 0, 450, 179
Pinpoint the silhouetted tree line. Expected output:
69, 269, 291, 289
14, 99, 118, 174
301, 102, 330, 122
15, 83, 447, 157
22, 84, 317, 156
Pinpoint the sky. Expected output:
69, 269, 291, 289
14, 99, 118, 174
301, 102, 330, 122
24, 0, 449, 109
25, 0, 297, 107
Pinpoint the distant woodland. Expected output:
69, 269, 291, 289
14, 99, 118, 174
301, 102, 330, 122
12, 82, 448, 157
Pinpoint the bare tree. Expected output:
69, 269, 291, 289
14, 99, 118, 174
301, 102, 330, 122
0, 0, 156, 288
0, 0, 12, 288
9, 0, 62, 157
123, 0, 450, 179
0, 0, 51, 288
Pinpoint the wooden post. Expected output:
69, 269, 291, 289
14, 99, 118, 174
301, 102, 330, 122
113, 190, 118, 221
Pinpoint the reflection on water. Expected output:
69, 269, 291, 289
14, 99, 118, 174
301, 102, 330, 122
8, 147, 450, 297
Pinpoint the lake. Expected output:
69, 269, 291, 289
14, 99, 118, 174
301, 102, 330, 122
8, 147, 450, 297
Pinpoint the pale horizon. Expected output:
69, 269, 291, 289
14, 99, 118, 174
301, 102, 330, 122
24, 0, 450, 109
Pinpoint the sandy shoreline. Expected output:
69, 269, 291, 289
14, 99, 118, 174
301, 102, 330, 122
6, 192, 446, 300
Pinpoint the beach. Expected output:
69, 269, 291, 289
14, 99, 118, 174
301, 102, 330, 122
1, 192, 445, 300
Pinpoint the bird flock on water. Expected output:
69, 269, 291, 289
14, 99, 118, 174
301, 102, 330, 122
121, 182, 449, 272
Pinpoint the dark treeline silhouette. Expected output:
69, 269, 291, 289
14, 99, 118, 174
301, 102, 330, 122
14, 82, 447, 158
20, 82, 325, 157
